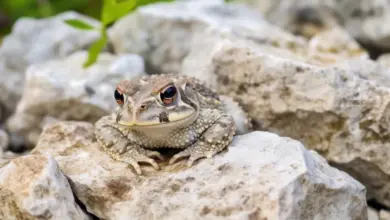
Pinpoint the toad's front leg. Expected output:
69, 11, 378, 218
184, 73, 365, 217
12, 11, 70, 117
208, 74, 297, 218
169, 114, 235, 167
95, 116, 163, 175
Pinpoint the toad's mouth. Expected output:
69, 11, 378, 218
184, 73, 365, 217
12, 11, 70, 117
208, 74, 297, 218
116, 110, 198, 128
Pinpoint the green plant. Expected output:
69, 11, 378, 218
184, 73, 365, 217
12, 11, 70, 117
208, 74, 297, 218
64, 0, 175, 68
0, 0, 103, 37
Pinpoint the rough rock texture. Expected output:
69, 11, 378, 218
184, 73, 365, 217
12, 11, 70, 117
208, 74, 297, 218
331, 58, 390, 89
5, 51, 145, 149
108, 0, 307, 73
0, 151, 28, 169
181, 31, 390, 207
182, 27, 368, 87
181, 26, 367, 90
0, 11, 101, 121
239, 0, 390, 50
32, 121, 367, 220
0, 154, 91, 220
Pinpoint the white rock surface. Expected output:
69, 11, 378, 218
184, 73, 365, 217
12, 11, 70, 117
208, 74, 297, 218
380, 209, 390, 220
32, 121, 367, 220
377, 54, 390, 68
5, 51, 145, 149
108, 0, 306, 73
0, 154, 91, 220
181, 31, 390, 207
331, 58, 390, 88
0, 11, 101, 121
369, 207, 380, 220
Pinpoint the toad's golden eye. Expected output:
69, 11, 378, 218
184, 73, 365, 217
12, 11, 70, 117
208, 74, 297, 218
160, 85, 177, 105
114, 89, 124, 105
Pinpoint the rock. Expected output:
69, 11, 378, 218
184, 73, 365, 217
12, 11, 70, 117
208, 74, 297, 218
5, 51, 145, 149
0, 152, 26, 169
181, 32, 390, 207
238, 0, 341, 38
182, 26, 368, 87
0, 104, 2, 123
0, 127, 22, 167
0, 128, 12, 167
380, 209, 390, 220
331, 58, 390, 87
181, 26, 367, 88
377, 54, 390, 67
239, 0, 390, 50
220, 95, 252, 135
306, 27, 368, 65
369, 207, 380, 220
7, 132, 26, 153
0, 154, 92, 220
0, 129, 8, 152
108, 0, 307, 73
32, 121, 367, 220
0, 11, 101, 121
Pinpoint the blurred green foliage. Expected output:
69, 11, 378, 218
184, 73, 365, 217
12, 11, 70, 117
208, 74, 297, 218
0, 0, 103, 38
0, 0, 175, 66
65, 0, 175, 67
0, 0, 231, 63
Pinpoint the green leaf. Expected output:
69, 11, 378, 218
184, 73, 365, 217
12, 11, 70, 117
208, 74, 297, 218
83, 27, 107, 68
64, 19, 96, 30
135, 0, 175, 7
101, 0, 136, 25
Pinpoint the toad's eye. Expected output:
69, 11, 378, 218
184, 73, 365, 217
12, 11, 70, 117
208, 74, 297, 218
160, 85, 177, 105
114, 89, 124, 105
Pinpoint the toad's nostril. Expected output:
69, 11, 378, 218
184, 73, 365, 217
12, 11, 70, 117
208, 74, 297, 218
140, 104, 146, 109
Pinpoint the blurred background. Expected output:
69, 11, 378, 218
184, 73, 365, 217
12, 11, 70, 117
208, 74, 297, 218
0, 0, 103, 42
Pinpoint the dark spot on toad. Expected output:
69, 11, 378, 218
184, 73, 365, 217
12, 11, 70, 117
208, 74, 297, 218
217, 121, 228, 128
159, 112, 169, 123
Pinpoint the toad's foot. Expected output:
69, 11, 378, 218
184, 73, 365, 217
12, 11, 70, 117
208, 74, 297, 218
95, 116, 163, 175
169, 114, 235, 167
110, 146, 164, 175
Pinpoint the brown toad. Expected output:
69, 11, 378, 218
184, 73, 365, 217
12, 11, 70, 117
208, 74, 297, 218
95, 74, 250, 175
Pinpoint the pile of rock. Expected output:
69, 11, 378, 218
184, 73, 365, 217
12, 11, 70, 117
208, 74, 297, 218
3, 0, 390, 219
